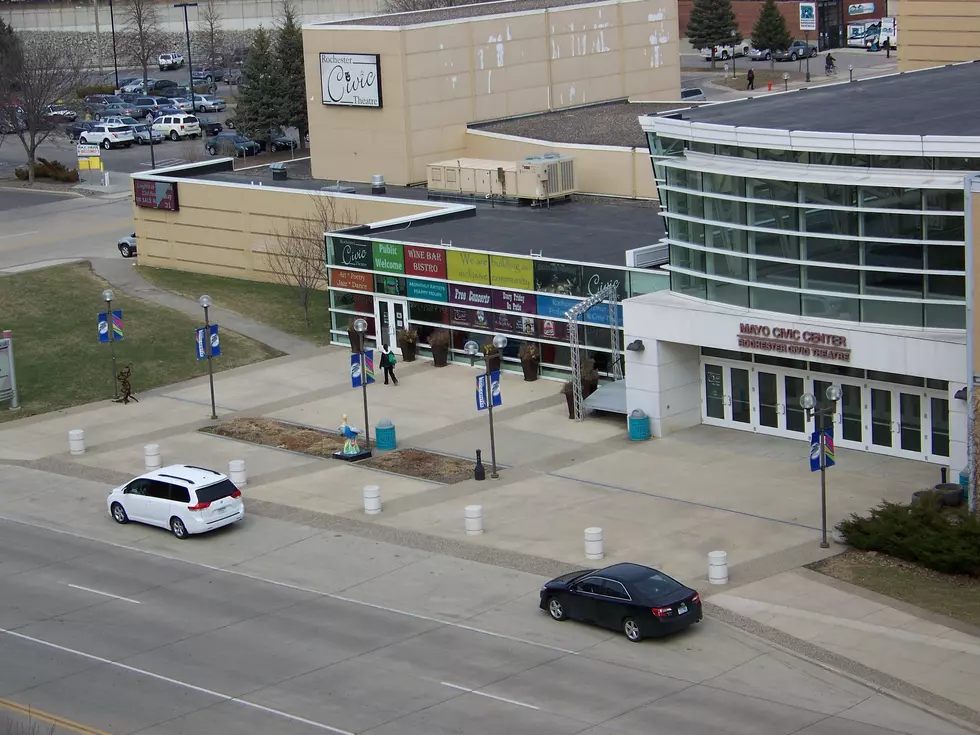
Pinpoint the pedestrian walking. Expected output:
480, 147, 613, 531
746, 68, 755, 91
883, 37, 891, 58
380, 343, 399, 385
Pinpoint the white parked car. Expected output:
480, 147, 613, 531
78, 123, 134, 150
699, 42, 751, 60
107, 464, 244, 539
193, 94, 226, 112
152, 113, 201, 141
158, 52, 184, 70
102, 116, 165, 145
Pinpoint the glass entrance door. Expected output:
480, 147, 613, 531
755, 371, 808, 437
867, 386, 930, 460
702, 363, 751, 426
375, 298, 407, 354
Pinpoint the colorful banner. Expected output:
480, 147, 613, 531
476, 370, 502, 411
331, 237, 372, 269
351, 350, 375, 388
490, 254, 534, 291
446, 250, 490, 285
809, 427, 835, 471
536, 294, 622, 327
195, 324, 220, 359
534, 260, 583, 295
98, 310, 123, 343
330, 268, 373, 292
372, 241, 404, 274
406, 278, 448, 302
449, 283, 493, 308
491, 290, 536, 314
540, 317, 569, 341
404, 244, 447, 279
376, 275, 406, 296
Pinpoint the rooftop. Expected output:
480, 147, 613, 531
333, 0, 608, 27
472, 101, 684, 148
670, 62, 980, 137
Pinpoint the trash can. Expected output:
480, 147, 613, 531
375, 419, 397, 450
627, 409, 650, 441
959, 468, 969, 502
270, 162, 287, 181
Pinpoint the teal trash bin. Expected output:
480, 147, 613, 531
375, 419, 397, 450
628, 409, 650, 441
960, 468, 969, 503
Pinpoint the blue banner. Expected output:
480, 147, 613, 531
98, 310, 123, 343
536, 294, 623, 327
476, 370, 502, 411
809, 427, 835, 471
406, 278, 448, 302
351, 350, 376, 388
195, 324, 220, 360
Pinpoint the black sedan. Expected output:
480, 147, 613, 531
539, 562, 702, 642
66, 120, 97, 141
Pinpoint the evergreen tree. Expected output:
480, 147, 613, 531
686, 0, 740, 70
235, 26, 281, 145
751, 0, 792, 69
275, 1, 307, 149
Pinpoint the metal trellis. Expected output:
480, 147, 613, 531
565, 283, 621, 422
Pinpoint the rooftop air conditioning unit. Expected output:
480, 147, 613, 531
517, 154, 575, 202
427, 158, 517, 198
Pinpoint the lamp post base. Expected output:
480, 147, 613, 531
333, 450, 373, 462
820, 541, 830, 549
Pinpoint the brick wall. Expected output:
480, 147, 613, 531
678, 0, 803, 42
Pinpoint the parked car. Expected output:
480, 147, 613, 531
130, 96, 162, 119
0, 106, 26, 134
78, 123, 134, 149
699, 42, 751, 60
83, 94, 125, 114
94, 102, 136, 120
680, 87, 707, 102
191, 66, 222, 83
222, 68, 244, 85
193, 94, 226, 112
258, 128, 299, 152
773, 40, 818, 61
147, 79, 178, 94
103, 116, 164, 144
158, 52, 184, 70
540, 562, 702, 642
106, 464, 244, 539
161, 97, 194, 112
748, 46, 774, 61
197, 117, 223, 136
115, 77, 140, 91
120, 78, 151, 93
153, 106, 184, 119
65, 120, 94, 140
206, 130, 261, 157
118, 233, 137, 258
42, 104, 77, 122
152, 112, 201, 140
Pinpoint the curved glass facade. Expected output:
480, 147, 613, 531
647, 134, 969, 329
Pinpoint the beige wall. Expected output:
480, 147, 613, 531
464, 129, 657, 200
133, 177, 448, 280
305, 0, 680, 186
899, 0, 980, 71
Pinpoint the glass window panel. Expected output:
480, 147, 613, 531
750, 287, 801, 315
931, 397, 950, 458
706, 225, 746, 253
927, 379, 949, 391
408, 301, 449, 345
872, 155, 926, 170
864, 271, 923, 299
715, 145, 739, 158
670, 271, 706, 298
754, 354, 808, 370
666, 167, 701, 190
707, 280, 749, 307
862, 299, 923, 327
927, 245, 965, 271
871, 388, 892, 447
925, 215, 964, 241
863, 212, 923, 239
926, 275, 965, 301
841, 384, 863, 443
702, 347, 752, 361
331, 290, 374, 312
730, 368, 751, 423
805, 208, 858, 235
934, 157, 980, 171
752, 231, 799, 259
707, 250, 747, 281
704, 196, 746, 226
671, 245, 704, 272
925, 304, 965, 329
650, 134, 684, 156
669, 218, 705, 246
806, 265, 859, 293
802, 182, 857, 207
758, 148, 806, 164
846, 153, 871, 167
738, 147, 759, 159
925, 190, 964, 211
751, 202, 798, 230
758, 372, 778, 428
689, 141, 715, 154
808, 151, 841, 167
867, 371, 926, 387
785, 375, 806, 432
628, 270, 669, 297
747, 178, 798, 202
702, 173, 745, 197
809, 362, 865, 379
865, 243, 923, 270
704, 364, 725, 419
753, 258, 799, 289
804, 239, 859, 264
900, 393, 922, 452
802, 294, 860, 321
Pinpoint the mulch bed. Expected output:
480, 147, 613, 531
202, 417, 474, 484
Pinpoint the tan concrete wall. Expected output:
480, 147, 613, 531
898, 0, 980, 71
132, 177, 446, 280
305, 0, 680, 186
464, 129, 658, 200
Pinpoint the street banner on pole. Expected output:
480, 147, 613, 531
476, 370, 502, 411
350, 350, 375, 388
98, 310, 123, 343
809, 430, 821, 472
823, 426, 835, 468
195, 324, 220, 360
799, 2, 816, 31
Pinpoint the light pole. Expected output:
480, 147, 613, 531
803, 31, 812, 82
783, 71, 790, 91
199, 294, 217, 420
108, 0, 119, 90
464, 335, 507, 479
801, 384, 843, 549
174, 2, 198, 94
353, 318, 371, 451
848, 64, 854, 82
730, 29, 737, 79
102, 289, 118, 400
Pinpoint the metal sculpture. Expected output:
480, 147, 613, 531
566, 284, 621, 422
115, 363, 138, 404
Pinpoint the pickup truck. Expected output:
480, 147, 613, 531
158, 52, 185, 71
699, 42, 751, 60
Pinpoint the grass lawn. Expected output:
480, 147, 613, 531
137, 266, 332, 346
711, 66, 809, 90
809, 550, 980, 629
0, 263, 281, 422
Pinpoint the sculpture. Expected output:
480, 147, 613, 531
115, 364, 138, 404
338, 413, 362, 455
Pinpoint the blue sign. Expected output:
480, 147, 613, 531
195, 324, 220, 360
97, 310, 123, 343
536, 294, 623, 327
476, 370, 502, 411
351, 350, 376, 388
809, 427, 835, 471
406, 278, 448, 302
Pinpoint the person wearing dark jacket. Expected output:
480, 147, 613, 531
380, 343, 398, 385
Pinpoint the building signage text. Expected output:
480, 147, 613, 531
447, 251, 490, 285
450, 284, 492, 307
406, 278, 448, 302
331, 237, 372, 270
372, 241, 404, 274
319, 53, 382, 108
847, 2, 874, 16
134, 180, 178, 211
404, 245, 447, 279
737, 323, 852, 362
491, 290, 536, 314
329, 268, 372, 292
489, 255, 534, 291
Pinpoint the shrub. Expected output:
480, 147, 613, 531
428, 329, 450, 347
396, 327, 417, 345
519, 342, 539, 361
14, 158, 80, 183
76, 84, 116, 97
837, 494, 980, 577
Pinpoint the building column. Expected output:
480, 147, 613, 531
624, 338, 700, 438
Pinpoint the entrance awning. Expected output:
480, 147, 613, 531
584, 379, 627, 415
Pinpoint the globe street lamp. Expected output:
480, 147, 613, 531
353, 317, 371, 451
102, 289, 118, 399
800, 384, 843, 548
464, 334, 507, 479
199, 294, 217, 420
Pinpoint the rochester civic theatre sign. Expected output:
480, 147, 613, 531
737, 323, 852, 363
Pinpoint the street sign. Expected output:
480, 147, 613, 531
476, 370, 502, 411
97, 310, 123, 343
195, 324, 220, 360
800, 2, 816, 31
350, 350, 375, 388
809, 426, 835, 471
76, 143, 101, 158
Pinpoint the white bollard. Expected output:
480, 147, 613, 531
363, 485, 381, 515
144, 443, 162, 470
68, 429, 86, 456
228, 459, 247, 488
464, 505, 484, 535
584, 527, 604, 561
708, 550, 729, 585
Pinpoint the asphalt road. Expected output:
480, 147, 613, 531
0, 188, 75, 212
0, 465, 971, 735
679, 47, 896, 72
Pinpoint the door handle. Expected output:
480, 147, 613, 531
723, 395, 732, 406
776, 403, 786, 415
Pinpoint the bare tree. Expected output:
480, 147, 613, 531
265, 194, 358, 328
198, 0, 224, 76
0, 31, 88, 183
120, 0, 162, 90
3, 712, 57, 735
383, 0, 492, 11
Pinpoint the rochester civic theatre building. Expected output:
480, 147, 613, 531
625, 62, 980, 472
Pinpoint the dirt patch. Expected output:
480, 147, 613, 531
714, 67, 810, 90
361, 448, 473, 485
809, 550, 980, 630
202, 418, 474, 483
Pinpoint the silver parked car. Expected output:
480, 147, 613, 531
193, 94, 226, 112
118, 233, 137, 258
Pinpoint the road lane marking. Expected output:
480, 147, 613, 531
0, 231, 38, 240
0, 220, 133, 253
65, 583, 141, 605
0, 516, 583, 657
0, 628, 354, 735
0, 697, 113, 735
440, 682, 539, 710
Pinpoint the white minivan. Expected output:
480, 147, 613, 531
152, 113, 201, 141
107, 464, 244, 539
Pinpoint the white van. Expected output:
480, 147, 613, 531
152, 113, 201, 141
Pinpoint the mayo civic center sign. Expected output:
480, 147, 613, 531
320, 53, 382, 108
736, 323, 852, 363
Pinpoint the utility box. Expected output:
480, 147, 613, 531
518, 153, 576, 202
427, 158, 517, 198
